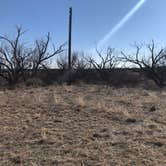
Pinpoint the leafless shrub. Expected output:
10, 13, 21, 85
86, 47, 118, 83
0, 27, 64, 85
57, 52, 68, 70
57, 51, 88, 70
0, 27, 30, 85
72, 51, 89, 69
28, 32, 64, 77
120, 41, 166, 87
87, 47, 117, 69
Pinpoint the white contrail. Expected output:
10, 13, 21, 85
96, 0, 147, 50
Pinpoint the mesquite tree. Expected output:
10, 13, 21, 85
0, 27, 64, 85
121, 41, 166, 87
57, 51, 88, 70
86, 47, 118, 83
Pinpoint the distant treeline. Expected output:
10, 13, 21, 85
0, 27, 166, 88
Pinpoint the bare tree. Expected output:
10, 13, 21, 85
87, 47, 117, 70
0, 27, 64, 85
29, 33, 64, 77
0, 27, 30, 84
57, 51, 88, 70
72, 51, 88, 69
86, 47, 118, 83
121, 41, 166, 87
57, 52, 68, 70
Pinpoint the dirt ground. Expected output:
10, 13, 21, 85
0, 84, 166, 166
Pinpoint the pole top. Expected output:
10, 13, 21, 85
69, 7, 72, 15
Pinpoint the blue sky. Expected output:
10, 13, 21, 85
0, 0, 166, 52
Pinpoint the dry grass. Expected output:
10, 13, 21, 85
0, 84, 166, 165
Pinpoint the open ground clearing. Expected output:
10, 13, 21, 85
0, 84, 166, 165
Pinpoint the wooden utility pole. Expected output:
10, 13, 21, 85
68, 7, 72, 70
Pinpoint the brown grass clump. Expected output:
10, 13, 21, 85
0, 84, 166, 165
76, 95, 86, 109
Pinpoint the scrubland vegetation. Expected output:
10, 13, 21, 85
0, 27, 166, 87
0, 28, 166, 165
